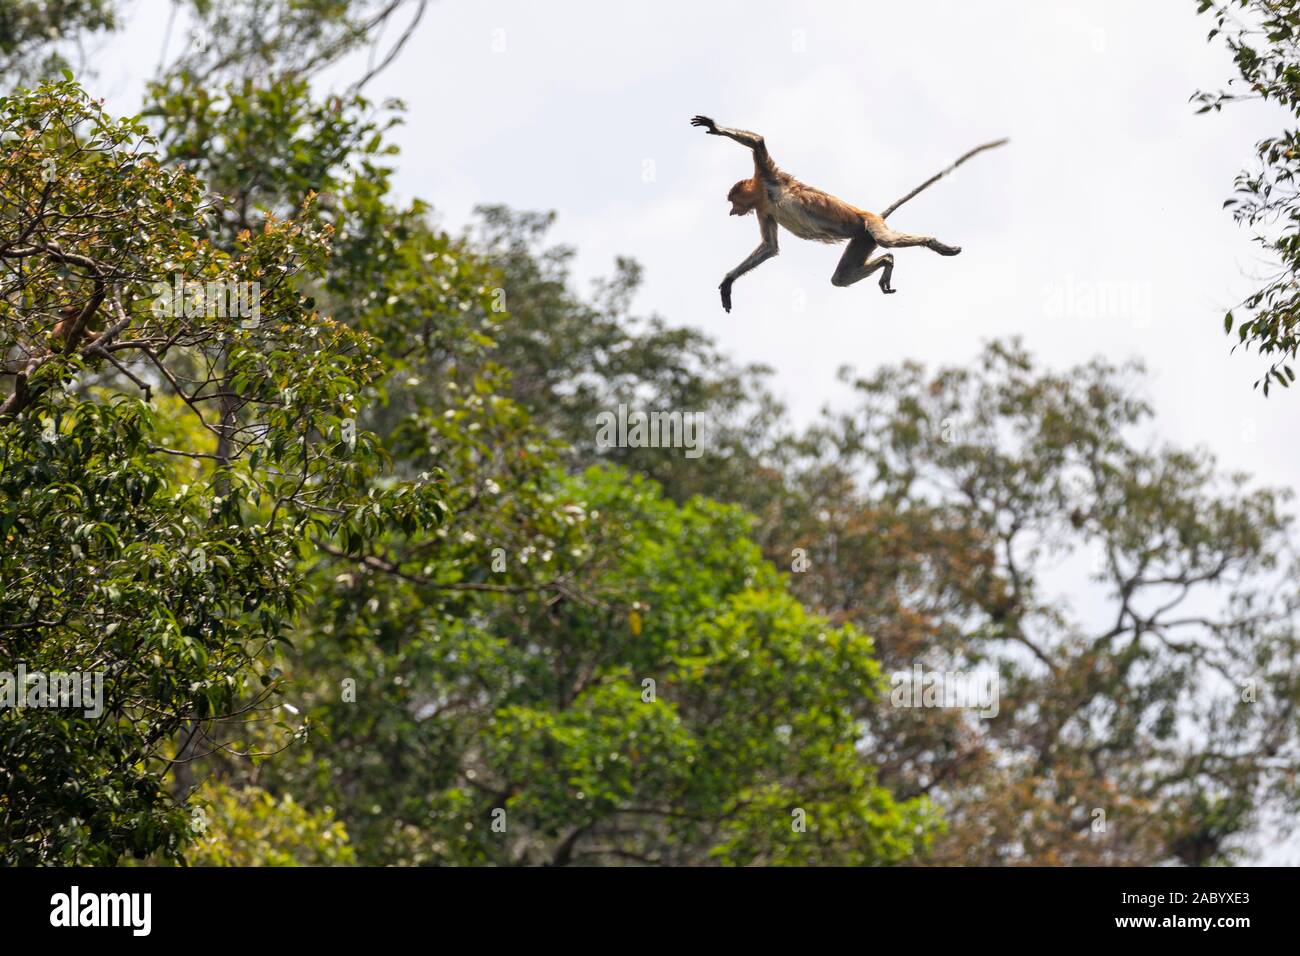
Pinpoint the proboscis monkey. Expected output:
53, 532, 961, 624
691, 115, 1007, 312
51, 304, 91, 348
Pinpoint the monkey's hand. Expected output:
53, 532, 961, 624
691, 115, 719, 134
719, 277, 733, 312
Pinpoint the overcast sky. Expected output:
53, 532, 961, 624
98, 0, 1297, 862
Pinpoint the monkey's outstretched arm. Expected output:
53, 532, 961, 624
718, 215, 779, 313
691, 115, 763, 149
692, 115, 777, 177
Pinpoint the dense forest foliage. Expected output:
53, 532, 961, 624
2, 0, 1298, 866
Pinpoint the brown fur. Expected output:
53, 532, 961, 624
51, 303, 100, 350
694, 114, 967, 312
728, 174, 874, 243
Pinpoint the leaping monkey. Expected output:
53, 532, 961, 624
691, 115, 1007, 312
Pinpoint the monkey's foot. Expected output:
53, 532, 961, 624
940, 244, 962, 256
719, 279, 734, 313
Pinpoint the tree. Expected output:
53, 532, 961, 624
141, 77, 934, 866
0, 24, 936, 866
265, 466, 939, 865
0, 80, 444, 863
467, 200, 1300, 863
12, 0, 1295, 869
1198, 0, 1300, 393
1, 1, 429, 95
777, 341, 1300, 864
0, 1, 118, 86
438, 199, 1300, 865
181, 779, 354, 867
162, 0, 429, 91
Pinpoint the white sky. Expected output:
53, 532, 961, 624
97, 0, 1297, 863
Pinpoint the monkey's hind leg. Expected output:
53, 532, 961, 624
864, 217, 961, 256
831, 233, 896, 294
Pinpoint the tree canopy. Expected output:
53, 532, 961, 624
2, 0, 1298, 867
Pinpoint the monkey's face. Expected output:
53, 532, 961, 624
727, 179, 758, 216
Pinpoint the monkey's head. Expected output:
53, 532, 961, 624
727, 178, 759, 216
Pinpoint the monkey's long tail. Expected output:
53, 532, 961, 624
880, 137, 1009, 219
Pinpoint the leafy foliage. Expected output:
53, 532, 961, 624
267, 467, 937, 865
1198, 0, 1300, 392
472, 205, 1300, 864
0, 80, 441, 863
0, 1, 118, 86
183, 779, 354, 867
758, 342, 1300, 863
6, 0, 1299, 870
